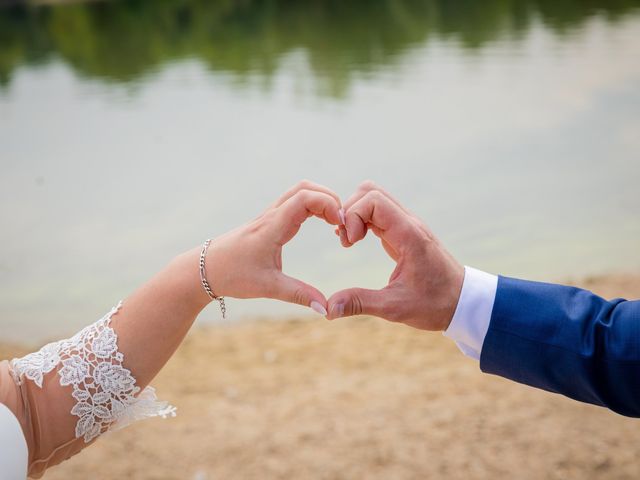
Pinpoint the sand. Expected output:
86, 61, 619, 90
2, 274, 640, 479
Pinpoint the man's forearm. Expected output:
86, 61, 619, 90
480, 276, 640, 417
445, 269, 640, 417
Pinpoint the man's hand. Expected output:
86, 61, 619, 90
327, 181, 464, 331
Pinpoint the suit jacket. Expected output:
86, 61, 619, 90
480, 276, 640, 417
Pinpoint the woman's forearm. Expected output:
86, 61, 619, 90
114, 247, 211, 389
2, 247, 213, 477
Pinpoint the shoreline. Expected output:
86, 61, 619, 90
2, 273, 639, 479
3, 272, 639, 352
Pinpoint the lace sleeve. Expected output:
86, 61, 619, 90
9, 302, 176, 469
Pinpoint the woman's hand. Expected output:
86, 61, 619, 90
206, 181, 343, 314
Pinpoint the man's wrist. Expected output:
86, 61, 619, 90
443, 266, 498, 360
440, 262, 465, 331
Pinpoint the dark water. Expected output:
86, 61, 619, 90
1, 0, 640, 342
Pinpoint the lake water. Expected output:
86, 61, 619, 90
1, 0, 639, 343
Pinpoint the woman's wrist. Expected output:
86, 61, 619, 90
169, 247, 214, 313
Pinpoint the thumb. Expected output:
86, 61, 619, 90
270, 273, 329, 315
326, 287, 390, 320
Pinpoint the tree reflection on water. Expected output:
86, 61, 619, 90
1, 0, 639, 96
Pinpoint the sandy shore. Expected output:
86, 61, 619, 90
2, 274, 640, 479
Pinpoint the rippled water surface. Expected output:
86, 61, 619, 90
1, 0, 640, 342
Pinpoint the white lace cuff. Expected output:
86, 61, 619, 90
10, 302, 176, 443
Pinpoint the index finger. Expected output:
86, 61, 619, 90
271, 180, 342, 209
338, 180, 415, 247
274, 189, 342, 245
344, 190, 413, 247
343, 180, 413, 216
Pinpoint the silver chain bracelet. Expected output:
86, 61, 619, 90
199, 239, 227, 318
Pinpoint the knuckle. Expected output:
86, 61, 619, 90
364, 189, 385, 204
347, 292, 364, 316
354, 295, 364, 316
297, 179, 314, 190
291, 189, 312, 203
359, 180, 378, 192
293, 286, 307, 306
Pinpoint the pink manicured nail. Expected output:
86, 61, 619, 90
310, 301, 328, 316
339, 208, 346, 225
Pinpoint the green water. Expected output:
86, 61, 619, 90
1, 0, 640, 342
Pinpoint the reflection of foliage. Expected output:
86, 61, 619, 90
1, 0, 639, 96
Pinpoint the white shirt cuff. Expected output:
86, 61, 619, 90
443, 266, 498, 361
0, 402, 28, 479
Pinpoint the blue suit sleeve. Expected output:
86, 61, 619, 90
480, 276, 640, 417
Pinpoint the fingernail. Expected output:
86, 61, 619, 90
330, 303, 345, 318
339, 228, 349, 246
310, 301, 328, 316
339, 208, 346, 225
